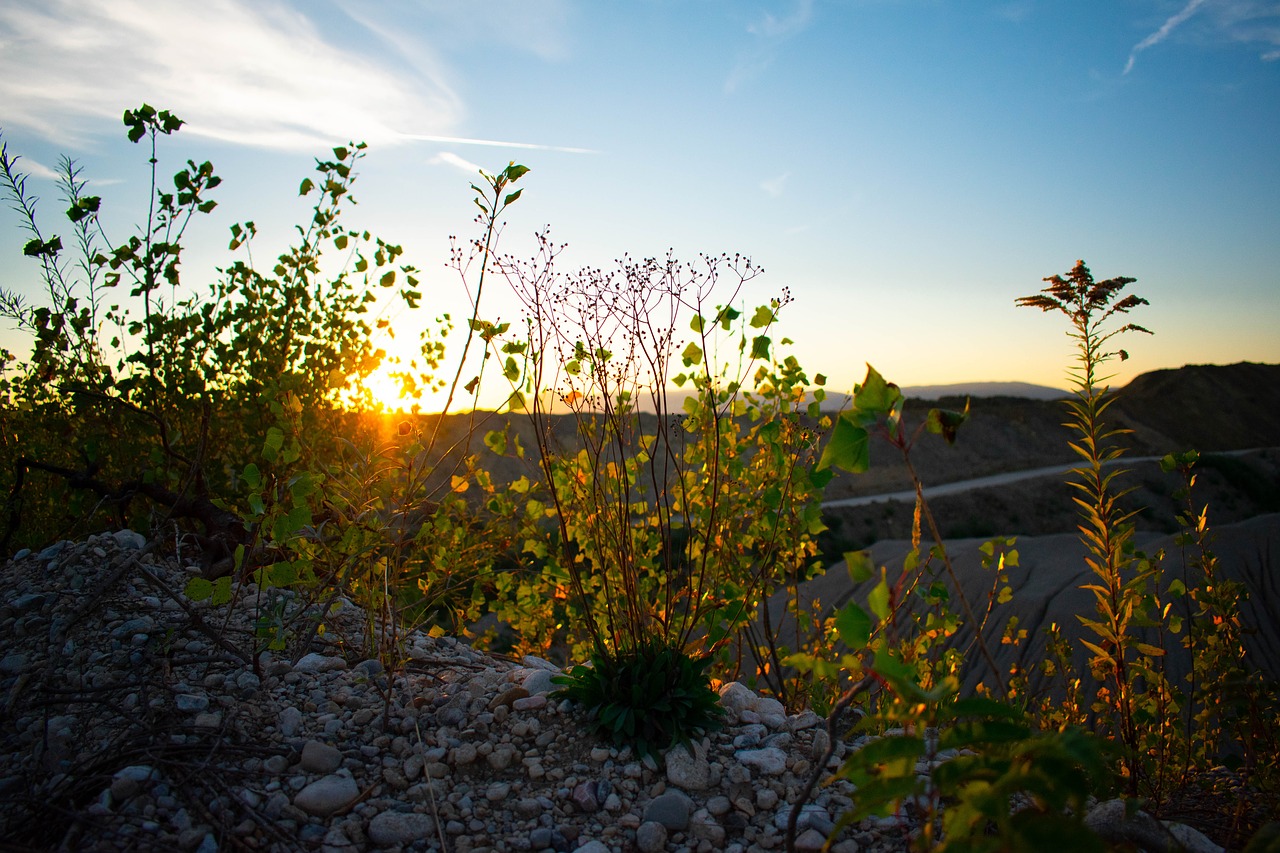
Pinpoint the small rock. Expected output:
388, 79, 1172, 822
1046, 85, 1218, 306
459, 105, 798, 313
488, 685, 529, 709
367, 810, 436, 846
774, 803, 831, 834
301, 741, 344, 774
353, 659, 384, 677
263, 754, 290, 775
521, 668, 559, 695
294, 653, 347, 673
1086, 799, 1224, 853
235, 671, 261, 697
665, 739, 711, 791
10, 593, 47, 611
791, 710, 823, 731
175, 693, 209, 713
737, 747, 788, 776
795, 828, 830, 852
449, 743, 478, 766
113, 529, 147, 550
635, 821, 668, 853
512, 694, 547, 712
38, 541, 67, 562
571, 780, 599, 813
193, 712, 222, 728
294, 774, 359, 817
643, 790, 693, 831
718, 682, 756, 717
1166, 823, 1224, 853
110, 765, 157, 801
279, 706, 303, 737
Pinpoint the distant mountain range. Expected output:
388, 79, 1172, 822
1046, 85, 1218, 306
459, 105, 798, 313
817, 381, 1067, 411
888, 381, 1067, 402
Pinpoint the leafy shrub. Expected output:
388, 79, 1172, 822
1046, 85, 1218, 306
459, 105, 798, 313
482, 237, 831, 711
0, 108, 424, 557
551, 638, 725, 759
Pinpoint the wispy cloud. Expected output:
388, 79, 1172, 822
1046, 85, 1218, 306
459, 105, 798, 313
0, 0, 583, 155
1212, 0, 1280, 61
760, 172, 791, 197
748, 0, 815, 39
430, 152, 485, 174
1125, 0, 1210, 74
726, 0, 815, 94
0, 0, 462, 150
1122, 0, 1280, 73
9, 157, 61, 181
400, 134, 597, 155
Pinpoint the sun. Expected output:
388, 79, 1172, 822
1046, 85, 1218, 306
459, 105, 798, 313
361, 370, 415, 413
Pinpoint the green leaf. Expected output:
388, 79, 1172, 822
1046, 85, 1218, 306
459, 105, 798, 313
818, 412, 869, 473
210, 576, 233, 606
681, 341, 703, 366
750, 305, 774, 328
750, 335, 771, 360
835, 601, 872, 648
503, 189, 523, 206
241, 462, 261, 490
854, 364, 901, 415
690, 314, 705, 333
262, 427, 285, 463
925, 403, 969, 445
845, 550, 873, 583
867, 572, 890, 621
871, 646, 917, 688
484, 429, 507, 456
185, 576, 213, 602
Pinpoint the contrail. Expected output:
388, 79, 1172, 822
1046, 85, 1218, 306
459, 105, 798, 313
1124, 0, 1208, 74
397, 132, 597, 154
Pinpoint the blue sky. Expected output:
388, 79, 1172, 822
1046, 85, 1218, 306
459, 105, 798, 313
1, 0, 1277, 410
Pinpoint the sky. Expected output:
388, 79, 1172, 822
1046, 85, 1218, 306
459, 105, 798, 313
1, 0, 1277, 411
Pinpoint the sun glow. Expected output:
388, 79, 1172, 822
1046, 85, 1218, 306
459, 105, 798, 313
360, 370, 419, 413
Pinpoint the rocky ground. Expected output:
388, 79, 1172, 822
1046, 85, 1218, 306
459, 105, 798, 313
0, 532, 1233, 852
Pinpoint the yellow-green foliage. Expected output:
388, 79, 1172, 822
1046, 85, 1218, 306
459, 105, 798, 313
3, 110, 1276, 848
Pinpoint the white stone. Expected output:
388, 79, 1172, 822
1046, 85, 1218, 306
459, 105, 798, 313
293, 653, 347, 673
368, 810, 436, 845
293, 774, 359, 816
665, 739, 711, 791
113, 529, 146, 550
718, 682, 756, 716
736, 747, 788, 776
279, 706, 303, 737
